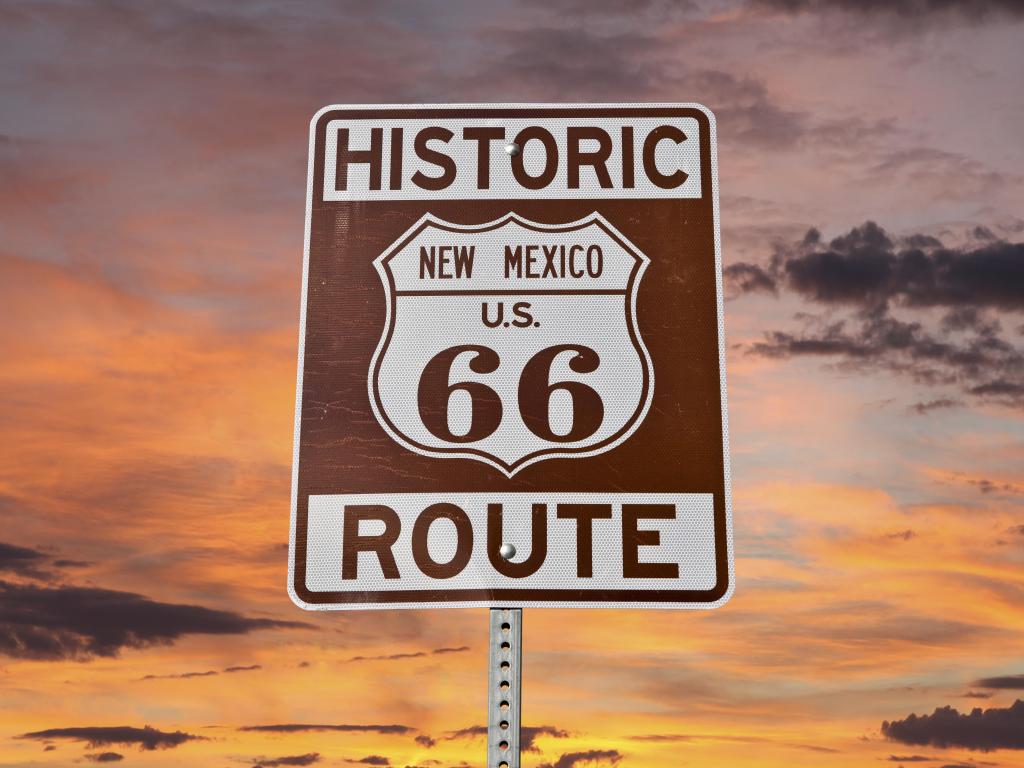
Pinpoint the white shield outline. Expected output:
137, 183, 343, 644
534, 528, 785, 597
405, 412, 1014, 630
367, 211, 654, 477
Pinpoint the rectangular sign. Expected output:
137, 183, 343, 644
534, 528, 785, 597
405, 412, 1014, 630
289, 103, 732, 610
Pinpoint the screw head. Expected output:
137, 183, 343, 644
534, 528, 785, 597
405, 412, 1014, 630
499, 543, 516, 560
504, 142, 521, 156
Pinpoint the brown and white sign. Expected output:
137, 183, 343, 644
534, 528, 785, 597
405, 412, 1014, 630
289, 104, 732, 610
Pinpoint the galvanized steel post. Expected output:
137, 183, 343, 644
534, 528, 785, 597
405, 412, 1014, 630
487, 608, 523, 768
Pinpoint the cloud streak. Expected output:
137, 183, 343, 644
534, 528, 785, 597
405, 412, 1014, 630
238, 724, 414, 735
253, 755, 321, 768
18, 725, 201, 751
537, 749, 623, 768
347, 646, 470, 662
973, 674, 1024, 690
139, 663, 262, 681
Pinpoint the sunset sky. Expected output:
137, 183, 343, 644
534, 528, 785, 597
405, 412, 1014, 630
1, 1, 1024, 767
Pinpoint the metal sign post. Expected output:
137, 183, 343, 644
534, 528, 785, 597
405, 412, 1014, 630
287, 103, 733, 767
487, 608, 523, 768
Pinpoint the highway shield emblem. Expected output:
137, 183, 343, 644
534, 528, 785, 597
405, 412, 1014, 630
368, 212, 654, 476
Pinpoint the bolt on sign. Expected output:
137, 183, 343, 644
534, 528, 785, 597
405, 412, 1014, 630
289, 104, 733, 610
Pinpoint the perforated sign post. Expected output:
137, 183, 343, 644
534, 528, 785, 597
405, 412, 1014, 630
289, 104, 733, 768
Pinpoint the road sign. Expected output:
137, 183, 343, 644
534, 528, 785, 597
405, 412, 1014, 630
289, 104, 732, 610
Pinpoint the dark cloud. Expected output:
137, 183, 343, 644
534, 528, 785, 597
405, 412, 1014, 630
226, 664, 262, 673
445, 726, 487, 740
749, 224, 1021, 310
239, 724, 414, 735
910, 398, 963, 415
537, 749, 623, 768
730, 222, 1024, 310
729, 222, 1024, 407
444, 724, 569, 752
348, 651, 426, 662
521, 726, 572, 752
85, 754, 124, 763
253, 754, 320, 768
0, 540, 89, 581
796, 744, 841, 754
882, 699, 1024, 751
724, 262, 778, 297
0, 541, 50, 579
747, 315, 1024, 404
0, 579, 309, 660
414, 735, 436, 748
886, 530, 917, 541
969, 379, 1024, 399
973, 674, 1024, 689
962, 691, 994, 699
18, 725, 200, 750
966, 478, 1023, 495
346, 758, 390, 766
782, 222, 894, 304
887, 757, 933, 762
140, 670, 218, 681
750, 0, 1024, 20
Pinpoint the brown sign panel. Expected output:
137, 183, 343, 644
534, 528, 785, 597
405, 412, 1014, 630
289, 104, 732, 610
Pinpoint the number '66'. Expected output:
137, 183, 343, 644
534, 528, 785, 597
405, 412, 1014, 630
416, 344, 604, 444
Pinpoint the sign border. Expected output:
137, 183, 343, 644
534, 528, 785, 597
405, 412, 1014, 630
288, 103, 733, 611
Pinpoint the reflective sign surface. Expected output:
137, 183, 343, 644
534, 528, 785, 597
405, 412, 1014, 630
289, 104, 732, 610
